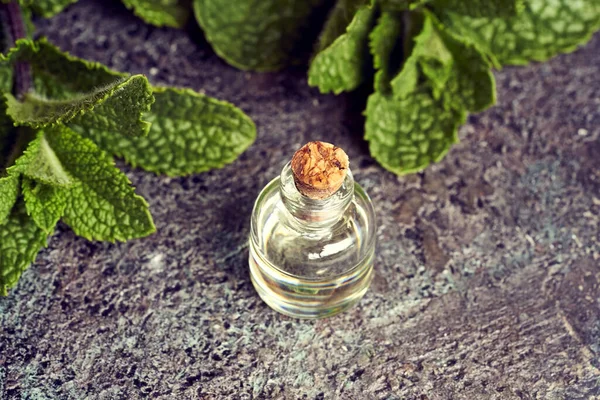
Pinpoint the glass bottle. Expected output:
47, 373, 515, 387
249, 142, 376, 319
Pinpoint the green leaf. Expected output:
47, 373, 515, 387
70, 76, 155, 138
365, 89, 465, 175
8, 131, 73, 187
437, 0, 600, 67
308, 1, 375, 94
13, 0, 79, 17
194, 0, 326, 71
366, 10, 493, 175
0, 174, 19, 224
22, 177, 65, 232
72, 87, 256, 176
390, 12, 452, 99
438, 28, 496, 113
5, 75, 153, 136
432, 0, 524, 18
121, 0, 191, 28
42, 126, 155, 242
1, 38, 126, 100
389, 11, 495, 113
315, 0, 368, 53
0, 201, 48, 296
370, 11, 403, 93
418, 57, 453, 100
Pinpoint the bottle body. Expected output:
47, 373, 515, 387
249, 163, 376, 319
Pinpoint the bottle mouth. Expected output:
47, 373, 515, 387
279, 162, 354, 227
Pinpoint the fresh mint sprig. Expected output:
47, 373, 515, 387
310, 0, 598, 174
0, 3, 256, 295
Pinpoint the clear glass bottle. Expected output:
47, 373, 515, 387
249, 142, 376, 319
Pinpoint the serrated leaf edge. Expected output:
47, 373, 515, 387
5, 75, 152, 132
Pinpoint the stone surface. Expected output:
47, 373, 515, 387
1, 1, 600, 398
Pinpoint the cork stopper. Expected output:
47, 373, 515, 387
291, 141, 349, 200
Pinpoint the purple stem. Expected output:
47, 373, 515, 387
3, 1, 32, 97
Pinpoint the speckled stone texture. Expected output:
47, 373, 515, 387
1, 1, 599, 399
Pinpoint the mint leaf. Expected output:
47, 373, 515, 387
315, 0, 368, 53
13, 0, 79, 17
194, 0, 326, 71
432, 0, 524, 18
438, 28, 496, 113
308, 1, 375, 94
122, 0, 190, 28
0, 174, 19, 224
437, 0, 600, 67
22, 177, 65, 232
42, 126, 155, 242
72, 87, 256, 176
1, 38, 125, 100
389, 11, 495, 113
418, 57, 453, 101
2, 40, 153, 136
8, 131, 73, 187
70, 76, 154, 137
390, 12, 452, 99
0, 201, 48, 296
5, 75, 153, 136
365, 89, 465, 175
370, 11, 403, 93
366, 11, 490, 175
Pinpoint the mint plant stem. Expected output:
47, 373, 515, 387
1, 1, 32, 97
0, 2, 33, 171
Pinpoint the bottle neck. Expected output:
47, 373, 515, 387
279, 162, 354, 228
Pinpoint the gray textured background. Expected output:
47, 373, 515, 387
1, 0, 600, 398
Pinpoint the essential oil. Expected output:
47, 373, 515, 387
249, 142, 376, 318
